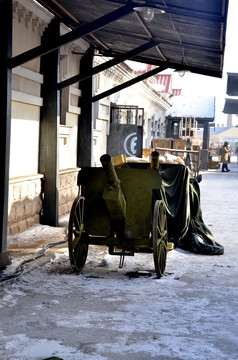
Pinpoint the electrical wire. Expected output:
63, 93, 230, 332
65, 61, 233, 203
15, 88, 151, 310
0, 238, 68, 285
161, 0, 188, 66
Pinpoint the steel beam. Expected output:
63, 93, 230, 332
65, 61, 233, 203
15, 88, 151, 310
77, 49, 94, 168
0, 0, 12, 267
8, 4, 134, 69
58, 40, 160, 89
39, 19, 60, 226
92, 65, 169, 102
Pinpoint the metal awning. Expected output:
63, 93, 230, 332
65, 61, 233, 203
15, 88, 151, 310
223, 98, 238, 114
226, 73, 238, 96
32, 0, 228, 78
223, 73, 238, 114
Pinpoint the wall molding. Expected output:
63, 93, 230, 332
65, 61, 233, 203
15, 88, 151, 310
12, 90, 43, 106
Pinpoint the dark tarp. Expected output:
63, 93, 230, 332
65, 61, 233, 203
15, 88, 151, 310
125, 162, 224, 255
159, 163, 224, 255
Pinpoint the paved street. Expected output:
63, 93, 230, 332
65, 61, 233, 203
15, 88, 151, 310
0, 158, 238, 360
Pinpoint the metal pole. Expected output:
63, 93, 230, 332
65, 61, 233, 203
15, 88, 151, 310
0, 0, 12, 267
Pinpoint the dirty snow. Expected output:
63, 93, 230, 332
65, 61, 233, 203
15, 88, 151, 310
1, 160, 238, 360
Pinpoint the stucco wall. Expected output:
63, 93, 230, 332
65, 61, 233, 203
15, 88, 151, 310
59, 114, 78, 170
10, 102, 40, 178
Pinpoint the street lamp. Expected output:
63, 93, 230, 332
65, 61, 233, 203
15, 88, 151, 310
133, 1, 165, 23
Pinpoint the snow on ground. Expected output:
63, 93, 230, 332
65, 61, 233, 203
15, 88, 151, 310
0, 160, 238, 360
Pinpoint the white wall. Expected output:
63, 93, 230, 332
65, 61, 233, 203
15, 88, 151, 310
59, 114, 78, 170
10, 103, 40, 178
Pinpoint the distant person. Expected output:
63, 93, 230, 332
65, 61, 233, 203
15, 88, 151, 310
221, 141, 231, 172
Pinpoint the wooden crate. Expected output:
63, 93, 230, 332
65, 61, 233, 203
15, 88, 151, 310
152, 138, 173, 155
172, 139, 187, 157
173, 139, 187, 150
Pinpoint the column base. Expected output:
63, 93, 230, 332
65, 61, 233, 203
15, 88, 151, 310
0, 251, 11, 268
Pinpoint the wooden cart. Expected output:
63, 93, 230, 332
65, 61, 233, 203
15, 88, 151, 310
68, 152, 171, 278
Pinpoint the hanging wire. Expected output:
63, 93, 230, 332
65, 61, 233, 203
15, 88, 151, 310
161, 0, 188, 66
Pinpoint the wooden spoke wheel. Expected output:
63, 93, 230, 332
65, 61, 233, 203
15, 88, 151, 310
68, 196, 88, 272
152, 200, 168, 278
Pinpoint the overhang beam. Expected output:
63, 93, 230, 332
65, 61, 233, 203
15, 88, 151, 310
99, 49, 223, 78
92, 65, 169, 102
8, 4, 134, 69
58, 40, 160, 89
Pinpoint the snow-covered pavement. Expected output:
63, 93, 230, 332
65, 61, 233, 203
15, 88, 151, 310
1, 159, 238, 360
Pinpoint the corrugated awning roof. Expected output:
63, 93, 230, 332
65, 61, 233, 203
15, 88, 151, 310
35, 0, 229, 78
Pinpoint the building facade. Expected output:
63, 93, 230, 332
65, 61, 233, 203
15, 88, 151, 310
8, 0, 171, 235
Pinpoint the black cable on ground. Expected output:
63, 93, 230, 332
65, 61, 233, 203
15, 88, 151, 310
0, 238, 68, 285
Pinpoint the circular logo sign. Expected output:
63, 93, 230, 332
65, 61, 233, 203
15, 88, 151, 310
123, 132, 137, 157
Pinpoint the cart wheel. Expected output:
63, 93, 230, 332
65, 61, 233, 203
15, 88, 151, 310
152, 200, 168, 278
68, 196, 88, 272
